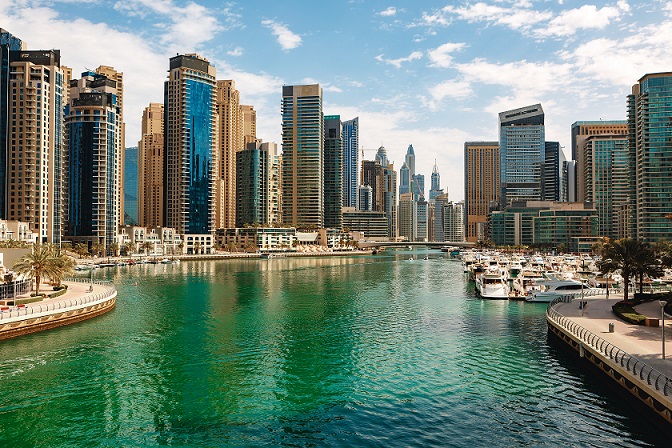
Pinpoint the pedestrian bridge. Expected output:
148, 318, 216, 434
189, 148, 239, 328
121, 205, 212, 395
358, 241, 474, 249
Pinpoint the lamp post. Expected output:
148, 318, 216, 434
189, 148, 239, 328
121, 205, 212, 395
660, 300, 667, 360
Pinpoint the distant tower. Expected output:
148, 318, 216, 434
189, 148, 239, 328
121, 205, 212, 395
464, 141, 499, 243
124, 146, 139, 225
399, 162, 410, 196
405, 144, 415, 177
281, 84, 323, 228
375, 145, 388, 167
341, 117, 359, 209
241, 104, 257, 146
236, 141, 279, 227
429, 160, 443, 201
138, 102, 164, 227
324, 115, 343, 229
164, 54, 217, 235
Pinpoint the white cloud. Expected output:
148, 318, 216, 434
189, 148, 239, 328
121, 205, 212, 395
261, 19, 302, 50
227, 46, 244, 57
424, 79, 473, 110
379, 6, 397, 17
376, 51, 423, 68
434, 2, 553, 31
427, 42, 466, 68
113, 0, 222, 52
537, 3, 628, 38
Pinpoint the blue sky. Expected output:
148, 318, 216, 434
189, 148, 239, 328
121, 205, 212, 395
2, 0, 671, 200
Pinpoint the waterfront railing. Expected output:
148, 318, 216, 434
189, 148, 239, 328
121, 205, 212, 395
0, 278, 116, 322
547, 298, 672, 397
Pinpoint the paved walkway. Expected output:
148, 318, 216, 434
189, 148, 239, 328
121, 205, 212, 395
554, 295, 672, 378
2, 280, 110, 314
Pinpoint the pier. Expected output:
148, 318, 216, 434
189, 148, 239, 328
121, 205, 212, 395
547, 295, 672, 426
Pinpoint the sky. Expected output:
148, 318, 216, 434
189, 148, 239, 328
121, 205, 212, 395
3, 0, 672, 201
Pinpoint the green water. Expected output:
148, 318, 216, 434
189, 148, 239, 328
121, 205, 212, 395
0, 251, 668, 446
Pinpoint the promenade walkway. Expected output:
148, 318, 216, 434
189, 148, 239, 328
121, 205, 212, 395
554, 295, 672, 378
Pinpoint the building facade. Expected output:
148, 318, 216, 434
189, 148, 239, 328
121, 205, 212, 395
499, 104, 545, 208
341, 117, 359, 209
216, 80, 243, 230
7, 49, 65, 244
65, 69, 122, 248
281, 84, 323, 228
429, 160, 443, 202
324, 115, 343, 229
628, 72, 672, 242
124, 146, 138, 225
138, 102, 164, 228
236, 141, 279, 227
164, 54, 218, 235
464, 141, 499, 243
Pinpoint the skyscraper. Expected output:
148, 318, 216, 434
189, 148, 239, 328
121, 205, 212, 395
216, 80, 243, 230
583, 134, 629, 239
399, 162, 410, 195
341, 117, 359, 209
241, 104, 257, 146
138, 102, 164, 227
281, 84, 323, 228
66, 69, 123, 247
398, 192, 416, 241
628, 72, 672, 242
124, 146, 138, 225
429, 160, 443, 201
543, 141, 563, 201
164, 54, 218, 235
570, 121, 627, 202
0, 29, 24, 220
324, 115, 343, 229
361, 154, 397, 237
7, 48, 65, 244
236, 141, 279, 227
464, 141, 499, 243
499, 104, 545, 208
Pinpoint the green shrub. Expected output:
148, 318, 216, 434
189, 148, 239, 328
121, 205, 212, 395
48, 289, 67, 299
612, 301, 648, 325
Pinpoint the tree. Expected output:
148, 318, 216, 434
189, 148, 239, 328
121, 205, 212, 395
194, 242, 202, 254
122, 242, 135, 256
12, 245, 61, 296
107, 242, 119, 257
90, 243, 105, 258
597, 238, 655, 303
140, 241, 153, 255
73, 242, 89, 258
50, 254, 76, 287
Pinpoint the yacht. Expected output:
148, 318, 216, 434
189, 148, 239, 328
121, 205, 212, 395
476, 267, 509, 299
525, 272, 596, 303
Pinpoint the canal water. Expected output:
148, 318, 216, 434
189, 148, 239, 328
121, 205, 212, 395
0, 251, 668, 446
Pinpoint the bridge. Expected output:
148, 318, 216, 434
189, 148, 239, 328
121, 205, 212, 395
357, 241, 475, 249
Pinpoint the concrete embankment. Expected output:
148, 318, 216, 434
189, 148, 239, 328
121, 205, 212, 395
546, 296, 672, 426
0, 279, 117, 340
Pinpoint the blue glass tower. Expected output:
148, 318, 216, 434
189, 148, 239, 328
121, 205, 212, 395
341, 117, 359, 209
164, 54, 217, 235
399, 162, 410, 196
429, 160, 443, 201
124, 146, 138, 225
0, 29, 23, 219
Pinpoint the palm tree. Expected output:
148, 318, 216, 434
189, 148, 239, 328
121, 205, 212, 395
140, 241, 153, 255
107, 242, 119, 257
73, 242, 89, 258
12, 245, 60, 296
597, 238, 654, 303
49, 254, 76, 288
91, 243, 105, 258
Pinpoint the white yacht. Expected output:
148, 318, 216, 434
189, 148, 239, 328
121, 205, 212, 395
476, 267, 509, 299
525, 272, 596, 303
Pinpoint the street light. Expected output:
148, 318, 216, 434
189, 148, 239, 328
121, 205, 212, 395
659, 300, 667, 360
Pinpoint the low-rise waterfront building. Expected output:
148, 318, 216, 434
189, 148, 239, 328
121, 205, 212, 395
342, 208, 388, 239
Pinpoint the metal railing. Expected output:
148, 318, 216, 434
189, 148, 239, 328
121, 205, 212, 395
0, 278, 116, 322
547, 298, 672, 397
0, 279, 32, 299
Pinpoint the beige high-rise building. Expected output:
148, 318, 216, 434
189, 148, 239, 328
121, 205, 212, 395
241, 104, 257, 146
7, 49, 65, 244
464, 141, 499, 243
138, 103, 164, 227
215, 80, 244, 229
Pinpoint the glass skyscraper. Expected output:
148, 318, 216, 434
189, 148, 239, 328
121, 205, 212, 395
628, 73, 672, 242
124, 146, 138, 225
498, 104, 545, 208
164, 54, 217, 235
341, 117, 359, 209
324, 115, 343, 229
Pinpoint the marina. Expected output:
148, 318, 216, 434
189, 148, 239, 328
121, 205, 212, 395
0, 252, 669, 446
